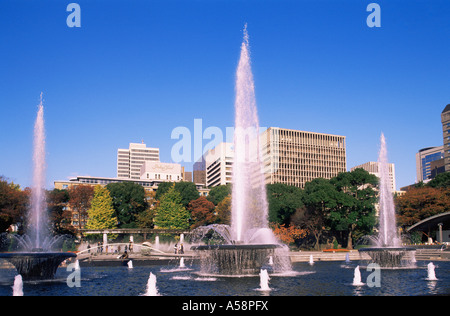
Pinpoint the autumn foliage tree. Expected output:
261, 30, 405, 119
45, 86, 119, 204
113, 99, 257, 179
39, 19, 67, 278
271, 223, 307, 245
47, 188, 73, 235
215, 195, 231, 225
0, 177, 28, 232
68, 185, 95, 231
188, 196, 216, 229
396, 186, 450, 229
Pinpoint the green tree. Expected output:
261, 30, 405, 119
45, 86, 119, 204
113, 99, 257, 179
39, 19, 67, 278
154, 185, 190, 230
329, 169, 378, 249
294, 178, 337, 250
85, 186, 118, 238
427, 172, 450, 189
206, 185, 231, 205
106, 182, 148, 228
267, 183, 304, 225
155, 182, 200, 208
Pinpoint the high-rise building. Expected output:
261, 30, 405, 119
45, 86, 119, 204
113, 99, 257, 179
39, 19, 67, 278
205, 142, 234, 187
351, 161, 396, 192
193, 156, 206, 185
261, 127, 347, 188
117, 142, 160, 179
415, 146, 444, 182
441, 104, 450, 172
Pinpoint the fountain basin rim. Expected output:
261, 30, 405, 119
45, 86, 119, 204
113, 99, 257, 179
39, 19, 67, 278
191, 244, 282, 251
358, 247, 416, 252
0, 252, 77, 258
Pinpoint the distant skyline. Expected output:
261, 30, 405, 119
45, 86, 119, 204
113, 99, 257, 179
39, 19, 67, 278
0, 0, 449, 190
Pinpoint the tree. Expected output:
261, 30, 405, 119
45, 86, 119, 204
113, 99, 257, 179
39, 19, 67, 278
47, 188, 73, 236
270, 223, 307, 245
136, 191, 157, 229
176, 182, 200, 207
215, 195, 231, 225
427, 172, 450, 189
154, 185, 190, 230
68, 185, 95, 231
0, 177, 28, 232
266, 183, 304, 225
106, 182, 148, 228
396, 186, 450, 229
294, 178, 337, 250
207, 185, 231, 205
85, 186, 117, 238
188, 196, 216, 229
329, 169, 378, 249
155, 182, 200, 208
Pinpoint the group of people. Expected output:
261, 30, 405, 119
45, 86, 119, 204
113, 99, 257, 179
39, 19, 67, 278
86, 242, 134, 255
174, 243, 184, 254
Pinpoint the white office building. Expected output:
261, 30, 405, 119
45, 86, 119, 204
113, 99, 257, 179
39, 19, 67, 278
351, 161, 396, 192
117, 142, 160, 179
140, 161, 182, 182
205, 142, 234, 187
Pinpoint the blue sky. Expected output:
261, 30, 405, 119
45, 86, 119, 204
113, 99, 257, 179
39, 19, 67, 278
0, 0, 449, 190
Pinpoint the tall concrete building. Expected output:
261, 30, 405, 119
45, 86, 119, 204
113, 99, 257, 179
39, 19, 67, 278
261, 127, 347, 188
193, 156, 206, 185
415, 146, 444, 182
351, 161, 396, 192
117, 142, 160, 179
204, 142, 234, 187
442, 104, 450, 172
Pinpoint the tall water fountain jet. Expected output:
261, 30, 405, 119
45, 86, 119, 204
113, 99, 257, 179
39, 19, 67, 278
30, 93, 48, 249
231, 24, 270, 243
191, 25, 289, 276
359, 133, 415, 268
377, 133, 399, 248
0, 94, 76, 279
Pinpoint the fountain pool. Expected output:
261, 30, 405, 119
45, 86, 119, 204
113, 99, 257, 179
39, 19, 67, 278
0, 261, 448, 296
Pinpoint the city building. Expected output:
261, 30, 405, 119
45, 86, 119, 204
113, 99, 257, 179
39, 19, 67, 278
441, 104, 450, 172
117, 142, 160, 179
140, 161, 182, 182
204, 142, 234, 187
183, 171, 193, 182
54, 176, 158, 192
261, 127, 347, 188
415, 146, 444, 182
351, 161, 396, 192
54, 174, 209, 229
193, 157, 206, 185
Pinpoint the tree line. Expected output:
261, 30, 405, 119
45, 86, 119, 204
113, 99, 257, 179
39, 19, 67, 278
1, 171, 449, 249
